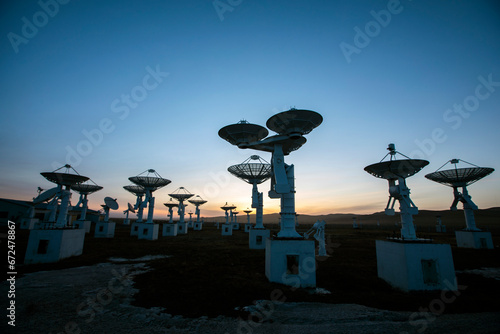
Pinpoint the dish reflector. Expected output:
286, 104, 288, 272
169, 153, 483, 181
41, 172, 89, 186
425, 167, 494, 187
123, 185, 146, 196
71, 183, 103, 194
104, 197, 119, 210
33, 187, 58, 204
218, 120, 269, 149
364, 159, 429, 180
266, 109, 323, 138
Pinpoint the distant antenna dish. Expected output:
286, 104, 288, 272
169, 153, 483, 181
163, 198, 179, 208
221, 202, 237, 211
168, 187, 194, 201
71, 183, 103, 194
243, 208, 253, 214
129, 169, 171, 190
41, 164, 89, 187
104, 197, 119, 210
33, 187, 58, 204
266, 109, 323, 139
188, 195, 207, 206
123, 184, 146, 196
425, 159, 494, 231
218, 121, 269, 149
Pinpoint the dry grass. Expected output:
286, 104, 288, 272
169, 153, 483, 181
13, 208, 500, 318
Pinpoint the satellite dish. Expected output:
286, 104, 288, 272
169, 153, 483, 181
129, 169, 171, 190
364, 160, 429, 180
164, 198, 179, 208
218, 120, 269, 149
188, 195, 207, 206
127, 202, 135, 213
169, 187, 194, 201
104, 197, 119, 210
266, 109, 323, 139
41, 172, 88, 187
228, 155, 272, 184
33, 187, 58, 204
71, 183, 103, 194
123, 184, 146, 195
243, 209, 253, 214
221, 203, 236, 211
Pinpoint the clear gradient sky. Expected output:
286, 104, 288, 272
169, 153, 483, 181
1, 0, 499, 219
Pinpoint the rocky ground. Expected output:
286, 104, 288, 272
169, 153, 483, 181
2, 258, 499, 334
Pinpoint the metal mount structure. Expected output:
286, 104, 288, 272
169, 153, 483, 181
129, 169, 171, 224
163, 198, 178, 223
364, 144, 429, 240
188, 195, 208, 224
220, 202, 236, 224
123, 184, 146, 222
228, 155, 271, 229
304, 220, 327, 256
425, 159, 494, 231
71, 180, 103, 221
168, 187, 194, 224
40, 164, 89, 228
219, 108, 323, 238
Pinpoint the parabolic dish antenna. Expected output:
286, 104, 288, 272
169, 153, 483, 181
425, 159, 494, 187
228, 155, 272, 184
33, 187, 58, 204
123, 184, 146, 196
364, 160, 429, 180
266, 108, 323, 139
104, 197, 119, 210
221, 203, 236, 211
243, 208, 253, 214
71, 183, 103, 194
41, 171, 88, 187
164, 198, 179, 208
188, 195, 207, 206
169, 187, 194, 201
218, 120, 269, 149
129, 169, 171, 190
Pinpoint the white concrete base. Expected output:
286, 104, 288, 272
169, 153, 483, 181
94, 222, 115, 238
24, 229, 86, 264
178, 222, 188, 234
74, 220, 92, 233
265, 238, 316, 288
130, 222, 141, 236
20, 218, 38, 230
193, 222, 202, 231
188, 221, 193, 228
137, 223, 159, 240
221, 224, 232, 236
162, 223, 178, 236
455, 230, 493, 249
232, 223, 240, 230
376, 240, 457, 291
244, 223, 252, 233
249, 228, 270, 249
436, 225, 446, 233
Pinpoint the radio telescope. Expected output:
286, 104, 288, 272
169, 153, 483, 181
425, 159, 494, 231
219, 108, 322, 287
364, 143, 429, 240
123, 184, 146, 222
168, 187, 194, 226
129, 169, 171, 224
228, 155, 271, 229
101, 197, 119, 222
188, 195, 207, 226
220, 202, 236, 224
123, 203, 135, 225
41, 164, 89, 228
163, 198, 178, 223
71, 180, 103, 221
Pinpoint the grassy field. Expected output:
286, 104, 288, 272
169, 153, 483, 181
12, 208, 500, 319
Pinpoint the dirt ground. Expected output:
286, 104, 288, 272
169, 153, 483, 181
2, 258, 499, 334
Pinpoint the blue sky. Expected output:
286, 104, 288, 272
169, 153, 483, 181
1, 0, 499, 218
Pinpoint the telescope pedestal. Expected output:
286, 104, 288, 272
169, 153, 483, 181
265, 238, 316, 288
162, 223, 178, 236
177, 222, 188, 234
232, 222, 240, 230
221, 223, 232, 236
376, 240, 457, 291
249, 228, 269, 249
244, 223, 252, 233
24, 229, 85, 264
74, 220, 92, 233
95, 221, 115, 238
137, 223, 159, 240
130, 222, 140, 236
193, 221, 203, 230
455, 230, 493, 249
